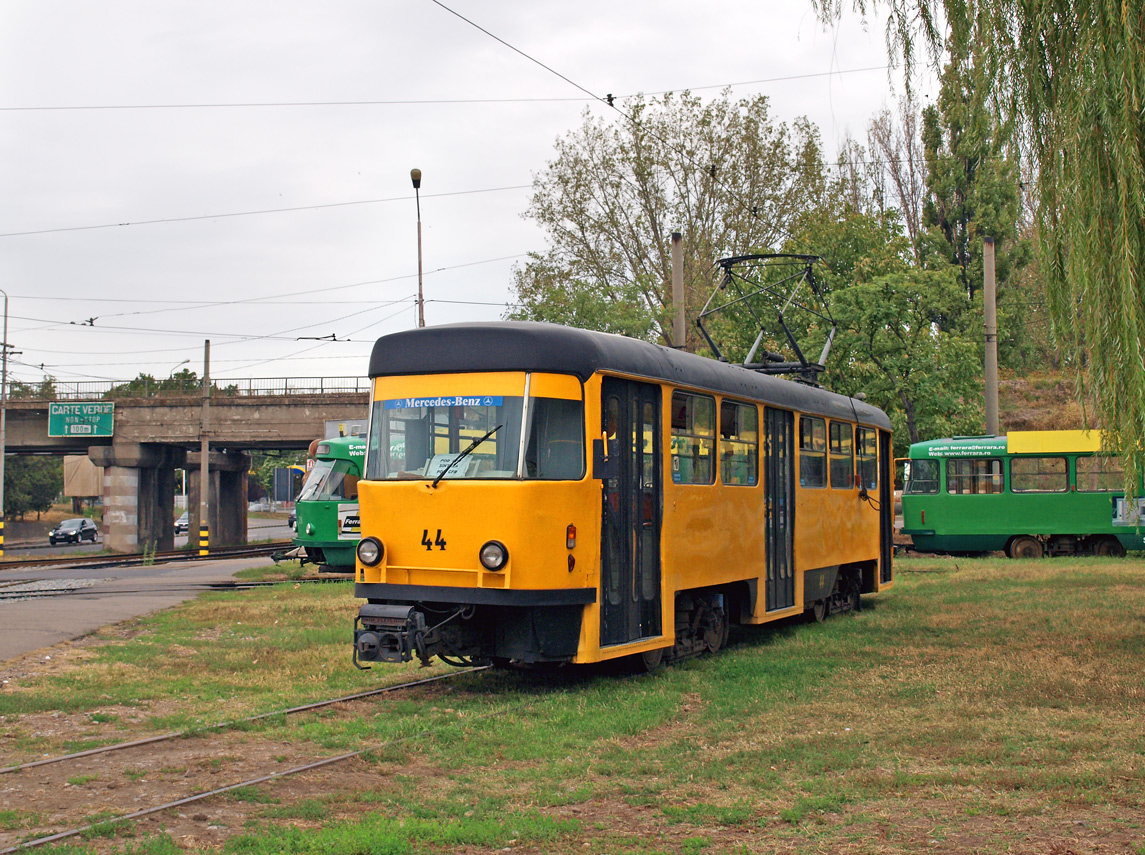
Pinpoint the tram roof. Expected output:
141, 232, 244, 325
368, 322, 891, 430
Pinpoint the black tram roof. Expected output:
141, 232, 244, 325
368, 322, 891, 430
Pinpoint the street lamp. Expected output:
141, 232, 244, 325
169, 358, 190, 377
411, 168, 425, 328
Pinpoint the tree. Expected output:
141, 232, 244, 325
919, 40, 1023, 304
814, 0, 1145, 487
785, 206, 983, 453
104, 369, 200, 399
508, 91, 827, 348
5, 457, 63, 520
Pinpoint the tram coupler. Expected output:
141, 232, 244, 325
353, 604, 428, 669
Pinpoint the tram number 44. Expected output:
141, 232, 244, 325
422, 529, 447, 551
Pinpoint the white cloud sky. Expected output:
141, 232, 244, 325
0, 1, 934, 388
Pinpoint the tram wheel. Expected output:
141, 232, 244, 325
1094, 537, 1126, 557
704, 608, 729, 653
638, 646, 665, 672
812, 599, 828, 623
1009, 536, 1044, 559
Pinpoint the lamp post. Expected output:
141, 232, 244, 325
0, 288, 7, 558
411, 168, 425, 328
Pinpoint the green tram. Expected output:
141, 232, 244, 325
901, 430, 1144, 558
293, 435, 365, 572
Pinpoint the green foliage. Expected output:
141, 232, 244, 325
814, 0, 1145, 489
103, 369, 201, 399
784, 206, 984, 451
508, 91, 826, 347
4, 456, 63, 520
7, 377, 57, 400
250, 450, 307, 497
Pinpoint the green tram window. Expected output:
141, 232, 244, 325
904, 459, 938, 493
1076, 454, 1124, 492
946, 457, 1003, 494
297, 459, 359, 502
799, 416, 827, 488
670, 391, 716, 484
1010, 456, 1068, 492
829, 422, 854, 489
719, 400, 758, 486
856, 427, 878, 490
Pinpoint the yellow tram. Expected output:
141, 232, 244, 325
352, 322, 893, 669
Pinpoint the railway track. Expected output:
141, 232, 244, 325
0, 668, 488, 853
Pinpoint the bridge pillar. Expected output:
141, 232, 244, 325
186, 451, 250, 548
89, 443, 186, 553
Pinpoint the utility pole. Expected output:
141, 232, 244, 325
671, 232, 685, 349
983, 237, 999, 436
198, 339, 211, 556
0, 288, 7, 559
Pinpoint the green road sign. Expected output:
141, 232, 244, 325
48, 402, 115, 438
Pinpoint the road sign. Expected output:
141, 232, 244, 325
48, 402, 115, 438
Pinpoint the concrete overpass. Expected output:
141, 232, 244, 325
5, 379, 369, 552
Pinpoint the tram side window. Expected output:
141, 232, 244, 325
523, 398, 585, 480
829, 422, 854, 489
1076, 455, 1124, 492
856, 427, 878, 490
946, 458, 1003, 494
799, 416, 827, 488
719, 400, 758, 486
1010, 456, 1068, 492
670, 391, 715, 484
904, 459, 938, 493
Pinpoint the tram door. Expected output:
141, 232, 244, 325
764, 407, 795, 611
600, 378, 663, 647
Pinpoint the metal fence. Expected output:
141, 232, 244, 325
21, 377, 371, 402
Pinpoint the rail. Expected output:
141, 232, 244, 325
10, 377, 370, 402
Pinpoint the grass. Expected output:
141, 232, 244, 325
4, 554, 1145, 853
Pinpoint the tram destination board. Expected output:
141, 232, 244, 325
48, 402, 115, 437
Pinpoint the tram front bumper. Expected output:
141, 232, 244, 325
354, 604, 427, 667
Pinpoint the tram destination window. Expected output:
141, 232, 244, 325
1076, 455, 1124, 492
829, 422, 854, 489
670, 391, 715, 484
904, 459, 938, 493
719, 400, 758, 486
799, 416, 827, 488
1010, 456, 1068, 492
856, 427, 878, 490
946, 457, 1003, 494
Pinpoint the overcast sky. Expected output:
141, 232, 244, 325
0, 1, 933, 389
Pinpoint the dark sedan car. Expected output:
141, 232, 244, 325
174, 512, 190, 534
49, 518, 99, 545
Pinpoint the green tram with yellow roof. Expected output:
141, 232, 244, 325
901, 430, 1144, 558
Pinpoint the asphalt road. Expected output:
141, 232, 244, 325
0, 555, 275, 662
4, 519, 295, 558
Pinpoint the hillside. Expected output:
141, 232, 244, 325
998, 371, 1093, 433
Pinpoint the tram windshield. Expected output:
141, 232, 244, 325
366, 394, 584, 481
298, 459, 360, 502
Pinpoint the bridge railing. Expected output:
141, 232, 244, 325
19, 377, 371, 401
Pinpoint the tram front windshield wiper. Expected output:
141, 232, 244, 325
431, 424, 502, 489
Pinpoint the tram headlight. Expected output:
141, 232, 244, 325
479, 540, 509, 571
357, 537, 384, 566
